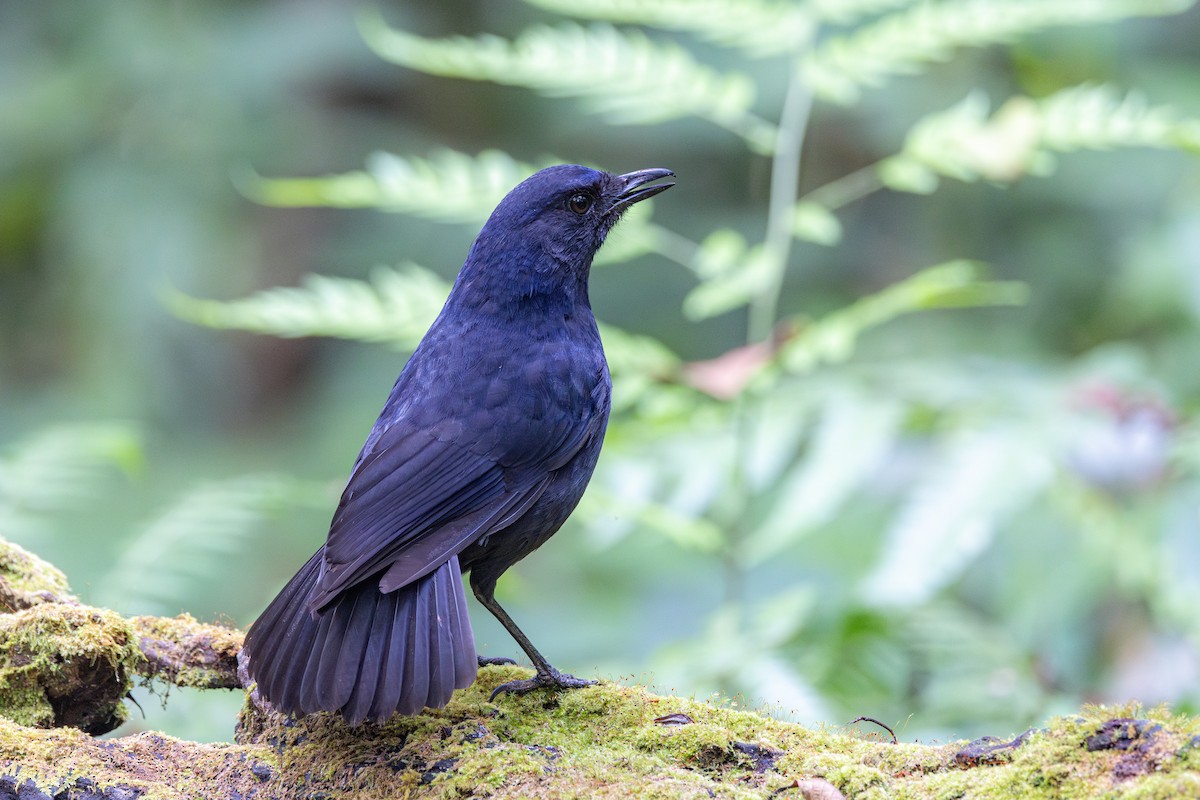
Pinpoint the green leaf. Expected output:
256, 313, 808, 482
169, 264, 451, 349
620, 496, 726, 552
754, 587, 819, 647
599, 324, 682, 379
803, 0, 1194, 105
774, 260, 1029, 375
881, 86, 1200, 191
902, 603, 1044, 722
683, 249, 773, 320
359, 13, 774, 150
690, 228, 748, 279
520, 0, 818, 57
792, 201, 843, 245
173, 263, 683, 396
741, 384, 817, 491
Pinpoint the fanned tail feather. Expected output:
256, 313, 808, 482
243, 549, 477, 725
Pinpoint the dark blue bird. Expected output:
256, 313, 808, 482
242, 164, 674, 724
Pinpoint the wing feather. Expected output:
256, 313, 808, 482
310, 343, 609, 612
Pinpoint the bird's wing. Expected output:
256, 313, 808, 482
308, 404, 603, 612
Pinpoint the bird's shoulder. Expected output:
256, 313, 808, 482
380, 316, 609, 453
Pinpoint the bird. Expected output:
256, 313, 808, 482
241, 164, 675, 725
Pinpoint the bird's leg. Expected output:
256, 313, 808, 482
470, 575, 596, 701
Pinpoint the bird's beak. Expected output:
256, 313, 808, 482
611, 168, 675, 214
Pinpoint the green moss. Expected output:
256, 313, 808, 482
0, 537, 72, 610
633, 720, 733, 765
228, 668, 790, 798
131, 612, 243, 688
0, 662, 54, 728
6, 659, 1200, 797
6, 540, 1200, 796
0, 716, 278, 800
0, 603, 142, 733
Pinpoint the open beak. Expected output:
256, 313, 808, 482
611, 168, 675, 215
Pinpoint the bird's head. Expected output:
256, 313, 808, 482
461, 165, 674, 299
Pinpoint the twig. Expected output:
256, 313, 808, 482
847, 715, 898, 744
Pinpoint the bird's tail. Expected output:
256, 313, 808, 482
242, 549, 477, 725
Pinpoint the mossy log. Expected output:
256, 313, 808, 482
2, 537, 1199, 799
0, 539, 242, 736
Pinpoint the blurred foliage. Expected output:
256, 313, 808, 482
0, 423, 142, 540
3, 0, 1200, 744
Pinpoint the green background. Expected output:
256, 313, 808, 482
3, 1, 1199, 744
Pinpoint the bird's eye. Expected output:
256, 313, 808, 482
566, 193, 593, 215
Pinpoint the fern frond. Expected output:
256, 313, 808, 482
596, 204, 668, 266
241, 148, 665, 265
598, 323, 687, 413
172, 265, 683, 397
582, 427, 733, 551
96, 474, 298, 615
746, 390, 904, 563
600, 323, 682, 377
861, 427, 1054, 606
806, 0, 918, 25
359, 13, 775, 152
774, 260, 1028, 376
0, 423, 141, 535
682, 229, 774, 320
650, 593, 828, 719
239, 149, 545, 225
580, 484, 726, 552
803, 0, 1193, 104
169, 265, 451, 349
879, 85, 1200, 193
520, 0, 817, 57
1039, 84, 1200, 153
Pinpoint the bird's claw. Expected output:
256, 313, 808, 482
488, 669, 596, 702
477, 655, 518, 667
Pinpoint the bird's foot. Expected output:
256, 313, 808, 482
489, 668, 596, 702
478, 655, 517, 667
